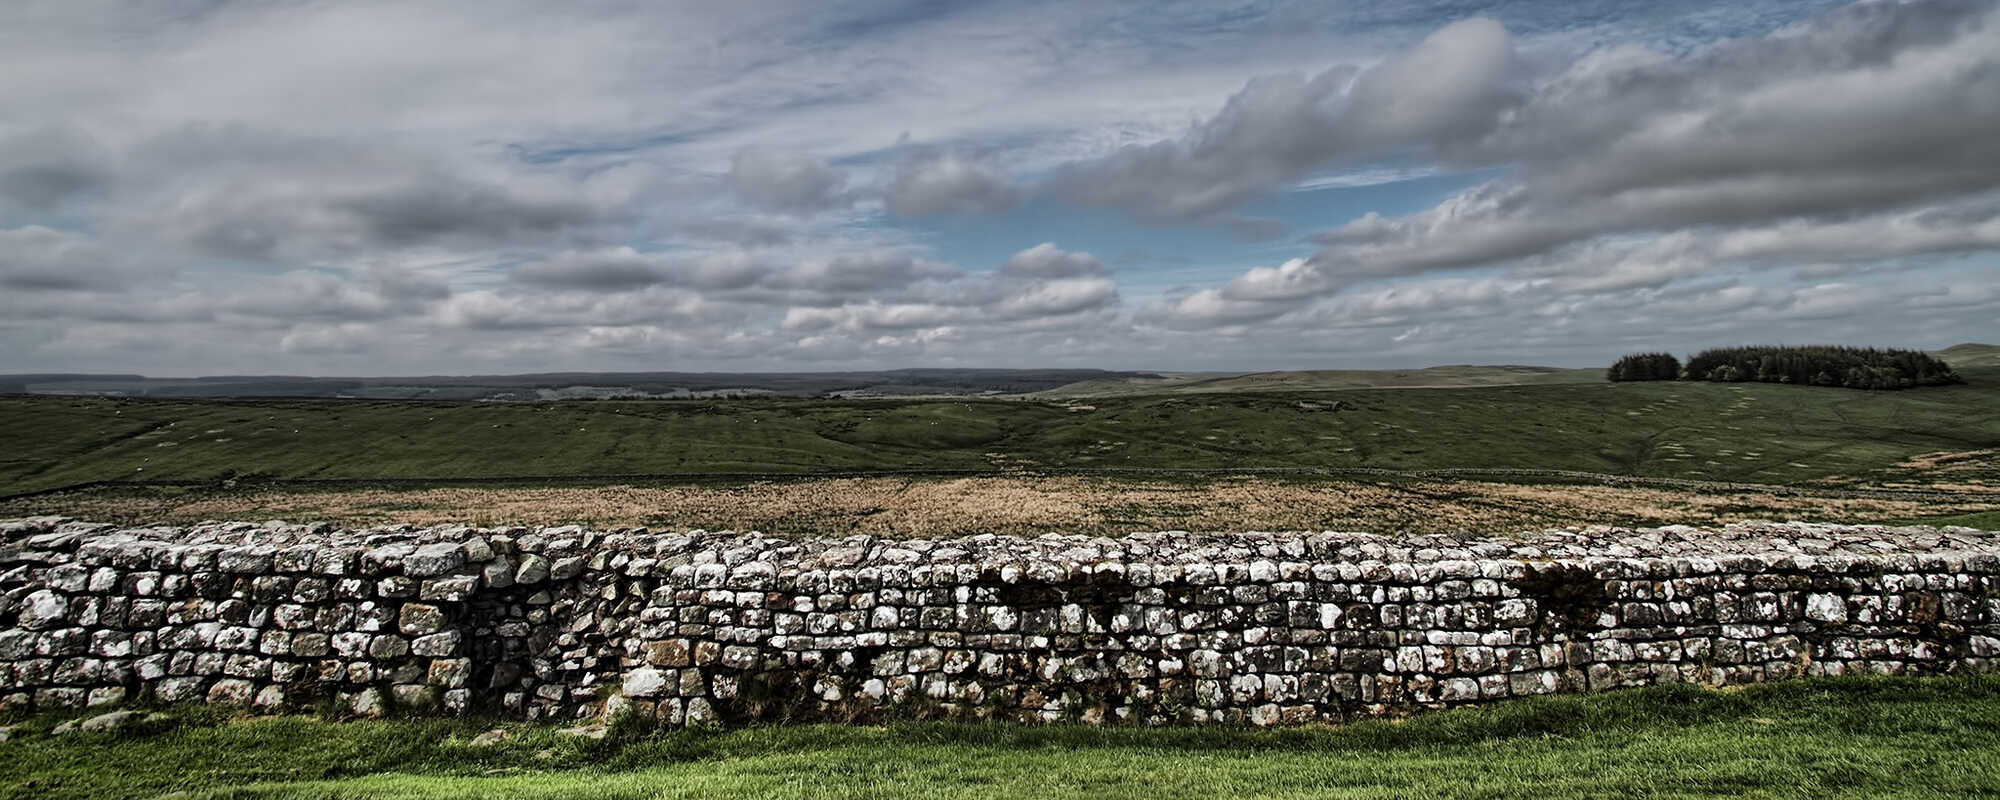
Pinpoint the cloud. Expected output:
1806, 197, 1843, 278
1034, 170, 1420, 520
774, 250, 962, 294
438, 286, 722, 332
727, 149, 849, 214
781, 303, 959, 332
997, 243, 1109, 279
510, 250, 672, 292
0, 226, 122, 291
1510, 234, 1710, 294
777, 243, 1119, 333
326, 180, 595, 250
995, 277, 1119, 319
216, 268, 450, 322
511, 248, 771, 293
279, 322, 384, 355
1157, 0, 2000, 326
1052, 17, 1516, 223
676, 218, 796, 247
1149, 285, 1307, 329
1379, 2, 1996, 257
884, 151, 1020, 217
508, 242, 979, 309
55, 125, 617, 265
1292, 166, 1445, 192
1709, 194, 2000, 263
0, 125, 113, 213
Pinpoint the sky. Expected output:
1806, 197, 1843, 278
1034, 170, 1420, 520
1, 0, 1996, 375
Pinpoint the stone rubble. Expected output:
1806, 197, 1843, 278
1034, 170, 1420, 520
0, 516, 1995, 726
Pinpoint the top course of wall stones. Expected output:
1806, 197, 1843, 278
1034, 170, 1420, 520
5, 516, 1997, 571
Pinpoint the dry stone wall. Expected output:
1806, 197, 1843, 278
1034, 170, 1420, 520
2, 517, 1998, 726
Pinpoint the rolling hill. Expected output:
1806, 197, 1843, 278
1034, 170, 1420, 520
1936, 343, 2000, 368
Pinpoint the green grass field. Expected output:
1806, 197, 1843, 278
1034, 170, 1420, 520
5, 369, 1998, 495
4, 676, 1997, 799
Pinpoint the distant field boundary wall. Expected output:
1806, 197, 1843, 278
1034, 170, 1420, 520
3, 518, 1998, 726
7, 467, 1997, 505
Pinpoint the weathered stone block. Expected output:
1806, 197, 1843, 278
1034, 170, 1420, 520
18, 591, 69, 631
420, 576, 479, 602
368, 635, 411, 659
398, 604, 447, 636
412, 631, 461, 657
404, 543, 467, 578
207, 678, 256, 706
515, 555, 551, 585
217, 547, 273, 574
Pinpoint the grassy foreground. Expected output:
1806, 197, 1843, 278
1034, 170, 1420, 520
5, 371, 1999, 495
6, 676, 2000, 799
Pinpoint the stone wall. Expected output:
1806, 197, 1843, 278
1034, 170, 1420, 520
2, 516, 1997, 726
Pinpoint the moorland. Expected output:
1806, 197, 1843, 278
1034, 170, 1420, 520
4, 354, 1997, 533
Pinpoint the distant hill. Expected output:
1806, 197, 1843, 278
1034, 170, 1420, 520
1038, 365, 1601, 398
11, 350, 1981, 401
0, 369, 1160, 401
1935, 343, 2000, 368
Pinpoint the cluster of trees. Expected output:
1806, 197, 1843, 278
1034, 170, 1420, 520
1606, 353, 1682, 382
1608, 346, 1963, 390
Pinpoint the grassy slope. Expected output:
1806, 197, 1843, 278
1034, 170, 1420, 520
1936, 343, 2000, 368
4, 677, 1998, 799
1041, 365, 1601, 397
4, 370, 1998, 494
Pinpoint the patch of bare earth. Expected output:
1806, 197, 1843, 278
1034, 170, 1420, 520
7, 477, 1995, 536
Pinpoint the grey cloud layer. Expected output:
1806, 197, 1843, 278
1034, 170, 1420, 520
885, 151, 1021, 217
1, 0, 1993, 373
0, 227, 120, 291
0, 126, 113, 213
1151, 0, 2000, 326
125, 128, 614, 263
727, 150, 851, 215
1052, 18, 1516, 223
1311, 1, 2000, 270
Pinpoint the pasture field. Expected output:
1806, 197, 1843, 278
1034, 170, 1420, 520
4, 368, 1998, 496
5, 676, 1999, 799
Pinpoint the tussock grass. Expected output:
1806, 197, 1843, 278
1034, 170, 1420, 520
13, 476, 1996, 535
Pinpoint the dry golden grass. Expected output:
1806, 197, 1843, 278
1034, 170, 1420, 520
1869, 448, 2000, 493
8, 476, 1994, 537
1896, 448, 2000, 471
